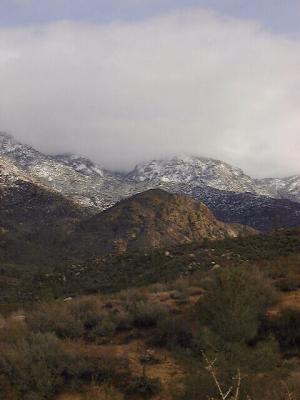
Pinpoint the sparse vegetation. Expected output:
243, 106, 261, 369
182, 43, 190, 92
0, 325, 129, 400
129, 301, 169, 328
1, 228, 300, 399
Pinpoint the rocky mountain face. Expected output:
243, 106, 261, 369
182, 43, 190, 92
1, 132, 300, 232
67, 189, 255, 259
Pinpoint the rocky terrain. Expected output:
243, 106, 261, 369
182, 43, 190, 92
68, 189, 254, 259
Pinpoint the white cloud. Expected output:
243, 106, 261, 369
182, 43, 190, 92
0, 9, 299, 177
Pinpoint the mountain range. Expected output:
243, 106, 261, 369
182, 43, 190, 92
0, 164, 254, 266
1, 132, 300, 232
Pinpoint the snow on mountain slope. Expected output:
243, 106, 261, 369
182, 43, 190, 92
1, 132, 300, 232
53, 154, 104, 177
0, 156, 33, 188
257, 176, 300, 204
125, 156, 278, 197
0, 133, 119, 209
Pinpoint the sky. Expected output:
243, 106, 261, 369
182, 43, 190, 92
0, 1, 300, 177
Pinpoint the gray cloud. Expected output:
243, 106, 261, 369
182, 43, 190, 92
11, 0, 33, 5
0, 9, 299, 177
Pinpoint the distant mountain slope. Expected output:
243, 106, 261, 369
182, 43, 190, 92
0, 132, 127, 210
257, 176, 300, 204
68, 189, 255, 258
191, 186, 300, 232
126, 156, 300, 204
0, 157, 86, 264
125, 156, 277, 197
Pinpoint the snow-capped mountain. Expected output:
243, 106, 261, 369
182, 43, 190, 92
1, 132, 300, 231
125, 156, 278, 197
0, 133, 122, 209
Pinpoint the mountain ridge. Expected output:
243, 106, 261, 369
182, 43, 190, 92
1, 132, 300, 232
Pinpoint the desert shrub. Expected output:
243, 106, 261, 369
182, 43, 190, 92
114, 310, 134, 331
169, 279, 190, 303
148, 316, 193, 349
196, 267, 278, 345
27, 298, 104, 339
170, 278, 189, 293
215, 338, 280, 374
125, 376, 161, 398
193, 267, 282, 376
129, 301, 168, 328
63, 351, 129, 391
27, 303, 85, 339
87, 316, 117, 343
0, 326, 130, 399
0, 330, 65, 399
269, 308, 300, 355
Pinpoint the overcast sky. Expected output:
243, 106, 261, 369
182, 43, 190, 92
0, 1, 300, 177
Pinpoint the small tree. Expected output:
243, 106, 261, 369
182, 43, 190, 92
197, 268, 276, 345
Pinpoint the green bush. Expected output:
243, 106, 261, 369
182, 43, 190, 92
196, 267, 278, 345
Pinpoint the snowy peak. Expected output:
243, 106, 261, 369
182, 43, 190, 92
53, 154, 104, 177
126, 155, 276, 197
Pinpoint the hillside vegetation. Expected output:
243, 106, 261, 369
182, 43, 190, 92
1, 256, 300, 399
0, 227, 299, 314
